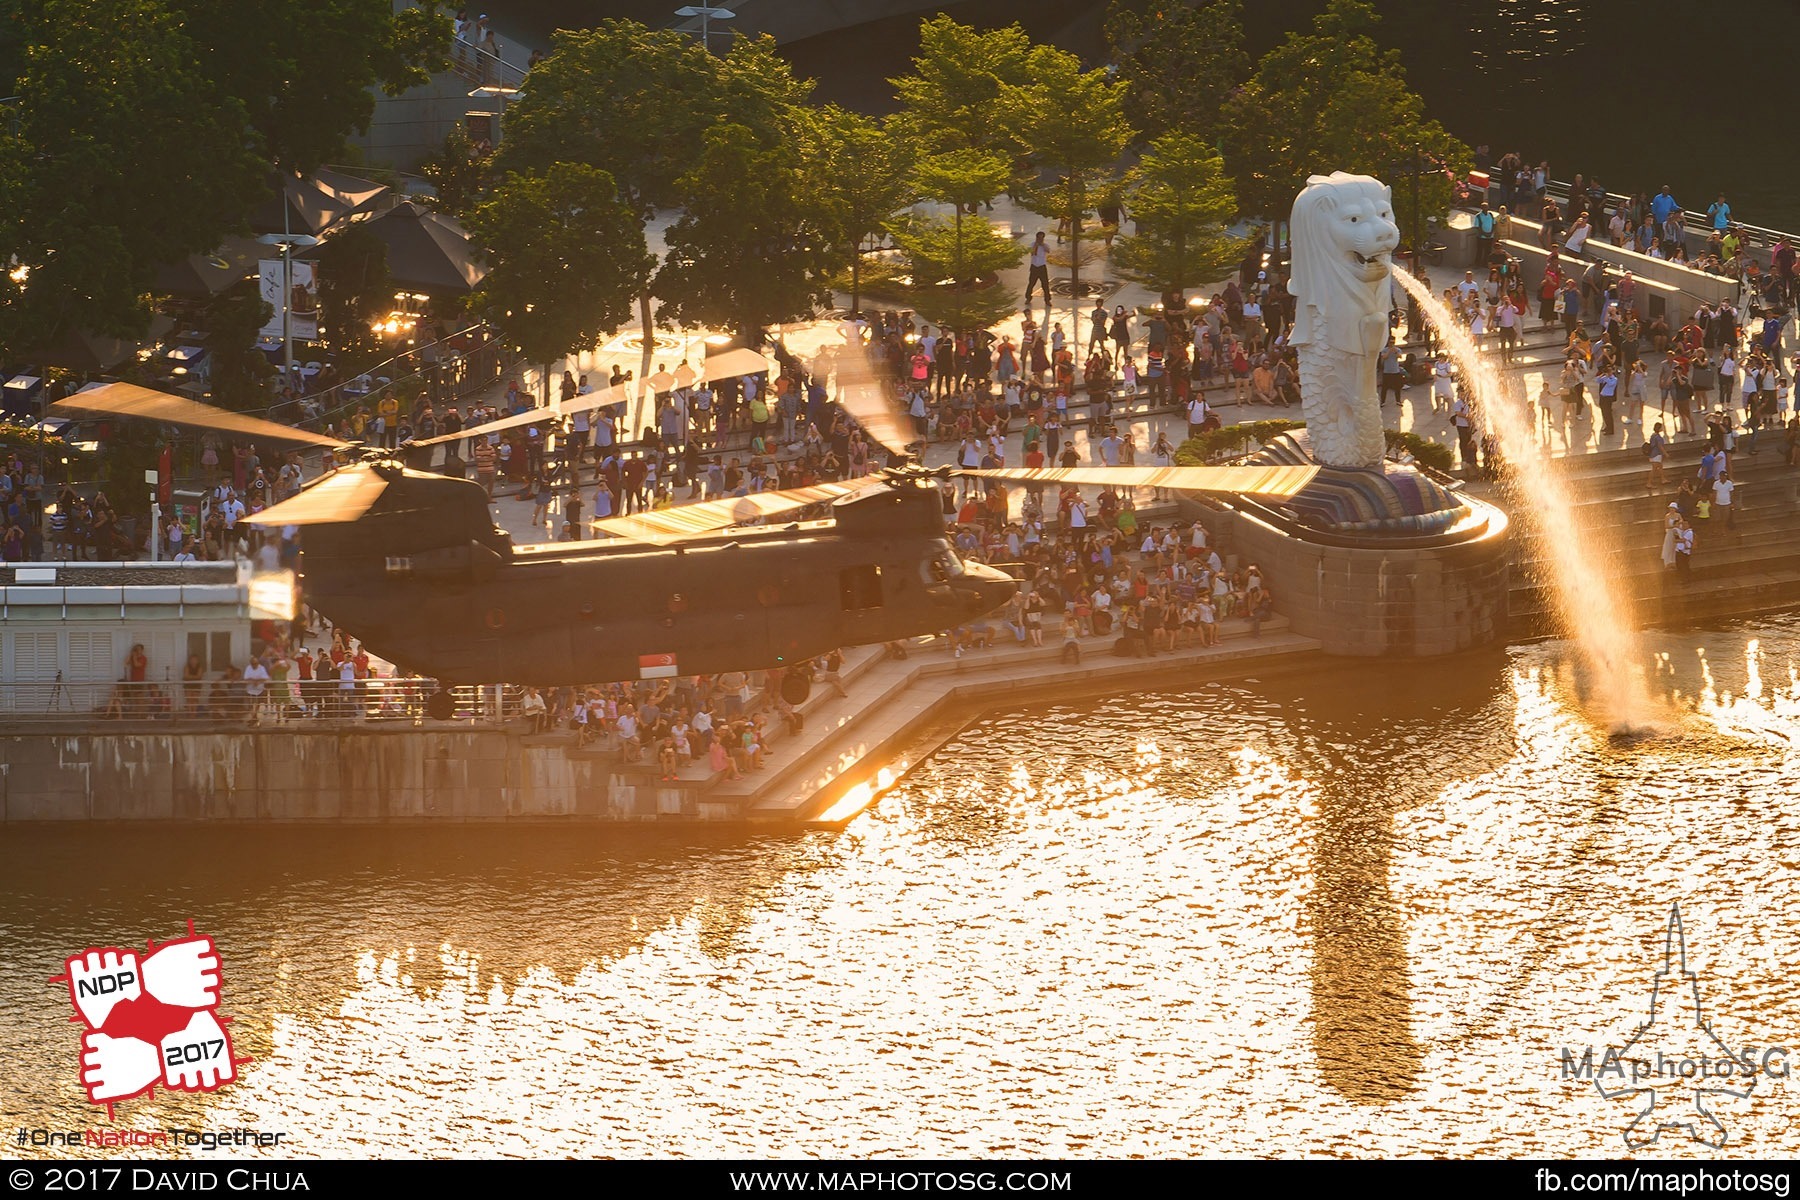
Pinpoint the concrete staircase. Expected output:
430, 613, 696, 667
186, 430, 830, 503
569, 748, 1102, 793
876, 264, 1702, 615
516, 613, 1319, 822
1503, 437, 1800, 631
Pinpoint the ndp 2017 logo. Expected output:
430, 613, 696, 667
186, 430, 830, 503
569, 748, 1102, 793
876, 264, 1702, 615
50, 922, 247, 1117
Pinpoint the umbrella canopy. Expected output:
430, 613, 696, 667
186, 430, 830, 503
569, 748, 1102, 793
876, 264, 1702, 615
152, 235, 262, 299
248, 170, 389, 237
313, 201, 484, 296
25, 314, 175, 372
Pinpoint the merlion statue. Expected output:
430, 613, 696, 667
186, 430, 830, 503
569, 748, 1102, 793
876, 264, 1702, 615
1288, 172, 1401, 471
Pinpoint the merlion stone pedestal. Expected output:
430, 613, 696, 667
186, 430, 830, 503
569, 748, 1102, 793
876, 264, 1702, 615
1186, 172, 1510, 657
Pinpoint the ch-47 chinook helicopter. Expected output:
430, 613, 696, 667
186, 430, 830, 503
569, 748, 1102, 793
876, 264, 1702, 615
57, 361, 1315, 719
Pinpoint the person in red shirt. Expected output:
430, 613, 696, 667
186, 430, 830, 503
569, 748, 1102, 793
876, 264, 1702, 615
125, 644, 147, 683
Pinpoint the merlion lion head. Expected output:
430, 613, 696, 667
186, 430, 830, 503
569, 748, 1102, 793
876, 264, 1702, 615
1288, 172, 1401, 348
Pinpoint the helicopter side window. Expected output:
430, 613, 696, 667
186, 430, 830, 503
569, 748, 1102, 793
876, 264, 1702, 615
839, 564, 883, 610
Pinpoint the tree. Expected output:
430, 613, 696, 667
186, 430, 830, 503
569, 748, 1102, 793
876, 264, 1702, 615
0, 0, 267, 356
892, 217, 1023, 335
313, 222, 392, 374
890, 16, 1032, 157
997, 45, 1133, 329
892, 149, 1024, 334
1112, 133, 1246, 295
802, 106, 914, 317
1219, 0, 1465, 241
0, 0, 447, 362
495, 20, 722, 368
654, 122, 835, 342
465, 164, 653, 401
417, 126, 491, 220
1103, 0, 1249, 141
181, 0, 449, 174
202, 281, 275, 414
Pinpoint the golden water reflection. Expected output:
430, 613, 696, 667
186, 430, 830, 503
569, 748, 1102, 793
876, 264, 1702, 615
3, 618, 1799, 1156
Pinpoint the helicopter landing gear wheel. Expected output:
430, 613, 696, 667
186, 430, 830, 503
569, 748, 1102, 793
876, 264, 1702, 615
779, 668, 812, 706
426, 689, 457, 721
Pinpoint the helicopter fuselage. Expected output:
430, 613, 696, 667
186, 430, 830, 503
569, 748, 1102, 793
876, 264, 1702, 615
295, 469, 1016, 687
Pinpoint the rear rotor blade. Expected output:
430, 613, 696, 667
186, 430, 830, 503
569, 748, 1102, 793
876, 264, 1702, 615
242, 466, 390, 525
697, 348, 771, 385
590, 480, 874, 544
962, 464, 1321, 498
52, 382, 349, 448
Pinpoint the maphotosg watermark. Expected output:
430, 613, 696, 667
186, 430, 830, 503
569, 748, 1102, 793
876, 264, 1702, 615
1564, 902, 1789, 1149
1560, 1046, 1791, 1087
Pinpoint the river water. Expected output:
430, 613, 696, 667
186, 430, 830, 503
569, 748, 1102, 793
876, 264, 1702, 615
4, 615, 1799, 1157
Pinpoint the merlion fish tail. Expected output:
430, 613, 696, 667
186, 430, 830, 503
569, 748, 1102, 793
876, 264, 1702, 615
1298, 346, 1387, 470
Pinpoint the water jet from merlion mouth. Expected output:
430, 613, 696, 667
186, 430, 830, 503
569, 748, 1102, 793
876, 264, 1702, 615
1389, 269, 1654, 732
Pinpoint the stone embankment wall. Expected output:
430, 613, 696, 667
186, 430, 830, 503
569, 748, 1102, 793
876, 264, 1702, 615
0, 730, 700, 823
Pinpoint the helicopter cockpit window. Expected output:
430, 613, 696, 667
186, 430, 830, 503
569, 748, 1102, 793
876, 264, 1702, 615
924, 550, 965, 586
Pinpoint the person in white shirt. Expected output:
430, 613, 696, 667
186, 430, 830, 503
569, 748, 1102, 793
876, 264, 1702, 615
1713, 471, 1737, 529
1564, 215, 1592, 257
1431, 356, 1455, 414
242, 658, 271, 723
1025, 231, 1052, 307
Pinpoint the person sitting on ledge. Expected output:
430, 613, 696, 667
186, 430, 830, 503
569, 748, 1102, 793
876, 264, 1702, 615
1059, 609, 1083, 664
1247, 584, 1275, 638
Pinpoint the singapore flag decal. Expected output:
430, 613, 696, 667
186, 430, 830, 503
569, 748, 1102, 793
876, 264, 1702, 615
50, 921, 249, 1118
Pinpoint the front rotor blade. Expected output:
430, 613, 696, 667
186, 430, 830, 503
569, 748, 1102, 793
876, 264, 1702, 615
590, 480, 873, 544
411, 404, 557, 448
242, 467, 390, 525
53, 382, 349, 448
835, 344, 913, 457
963, 464, 1321, 498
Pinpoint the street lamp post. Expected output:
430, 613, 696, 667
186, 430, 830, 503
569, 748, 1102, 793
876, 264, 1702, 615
258, 212, 319, 401
674, 6, 735, 54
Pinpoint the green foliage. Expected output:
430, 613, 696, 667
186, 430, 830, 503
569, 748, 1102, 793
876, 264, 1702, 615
799, 105, 914, 310
911, 149, 1014, 213
1174, 420, 1304, 464
1103, 0, 1249, 141
1384, 427, 1454, 470
997, 44, 1133, 298
0, 0, 266, 353
890, 16, 1032, 157
0, 0, 447, 361
181, 0, 450, 174
417, 126, 491, 221
897, 279, 1020, 338
202, 282, 274, 413
466, 163, 653, 368
1218, 0, 1466, 236
890, 173, 1025, 335
0, 421, 95, 457
313, 223, 391, 375
1112, 132, 1246, 294
496, 21, 722, 211
653, 122, 834, 340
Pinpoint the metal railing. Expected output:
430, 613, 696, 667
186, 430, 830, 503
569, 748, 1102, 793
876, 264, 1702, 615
0, 678, 525, 727
450, 36, 527, 90
1543, 179, 1788, 254
228, 323, 518, 437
